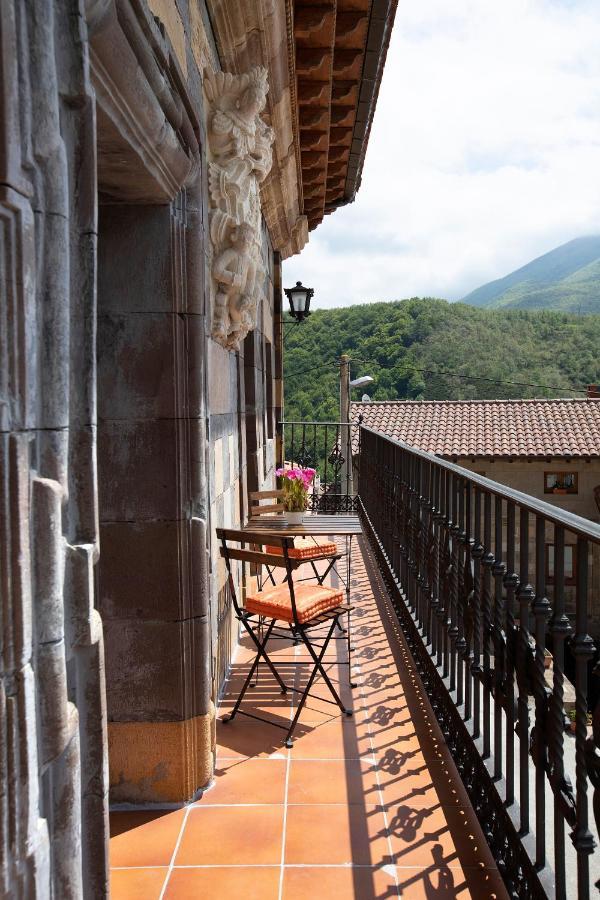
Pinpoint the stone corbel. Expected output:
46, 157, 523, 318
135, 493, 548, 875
206, 0, 308, 259
204, 66, 275, 352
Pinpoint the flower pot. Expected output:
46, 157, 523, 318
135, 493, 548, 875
286, 510, 305, 525
553, 488, 568, 495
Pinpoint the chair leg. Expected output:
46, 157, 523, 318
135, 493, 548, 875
223, 619, 287, 723
284, 616, 352, 748
251, 616, 265, 688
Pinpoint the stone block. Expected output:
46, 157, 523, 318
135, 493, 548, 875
32, 478, 65, 645
64, 543, 96, 649
98, 312, 180, 420
104, 619, 204, 722
99, 521, 195, 621
108, 710, 214, 804
36, 641, 70, 766
98, 312, 205, 422
98, 419, 181, 521
98, 206, 173, 313
213, 437, 224, 497
207, 341, 233, 414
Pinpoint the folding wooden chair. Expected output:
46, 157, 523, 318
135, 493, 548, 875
217, 527, 353, 747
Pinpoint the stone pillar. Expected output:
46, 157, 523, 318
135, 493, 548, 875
0, 0, 108, 895
97, 197, 213, 804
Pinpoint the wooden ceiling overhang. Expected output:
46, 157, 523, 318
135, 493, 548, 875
293, 0, 398, 231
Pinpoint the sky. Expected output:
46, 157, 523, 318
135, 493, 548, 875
283, 0, 600, 308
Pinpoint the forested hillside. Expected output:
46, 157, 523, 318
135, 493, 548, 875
283, 298, 600, 421
463, 236, 600, 313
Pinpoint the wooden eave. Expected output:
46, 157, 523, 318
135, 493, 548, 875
293, 0, 398, 231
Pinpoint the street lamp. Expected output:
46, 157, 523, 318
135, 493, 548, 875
349, 375, 374, 390
339, 360, 375, 500
284, 281, 313, 322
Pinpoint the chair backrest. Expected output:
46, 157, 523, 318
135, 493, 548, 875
249, 489, 285, 517
216, 527, 300, 621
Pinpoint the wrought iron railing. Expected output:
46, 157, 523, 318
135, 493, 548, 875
277, 420, 362, 513
358, 425, 600, 899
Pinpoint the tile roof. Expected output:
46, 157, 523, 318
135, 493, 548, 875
350, 398, 600, 459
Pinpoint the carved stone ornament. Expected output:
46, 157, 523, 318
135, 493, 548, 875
204, 67, 275, 351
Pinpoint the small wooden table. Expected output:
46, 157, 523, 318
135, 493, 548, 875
243, 513, 362, 538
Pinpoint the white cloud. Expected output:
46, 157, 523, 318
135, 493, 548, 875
283, 0, 600, 306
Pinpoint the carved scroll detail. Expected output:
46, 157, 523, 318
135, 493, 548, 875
204, 67, 274, 351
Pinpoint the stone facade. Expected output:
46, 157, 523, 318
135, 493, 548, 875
1, 0, 391, 894
0, 0, 283, 893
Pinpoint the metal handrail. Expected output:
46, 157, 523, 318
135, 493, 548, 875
360, 424, 600, 541
358, 424, 600, 899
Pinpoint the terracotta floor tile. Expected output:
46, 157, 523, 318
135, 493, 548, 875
175, 805, 284, 866
290, 717, 373, 759
386, 804, 495, 869
367, 732, 426, 763
378, 759, 470, 811
285, 804, 390, 866
293, 673, 355, 713
109, 867, 167, 899
395, 864, 509, 899
218, 677, 294, 718
282, 865, 398, 900
216, 718, 293, 759
109, 810, 185, 868
164, 866, 280, 899
198, 758, 287, 805
287, 758, 380, 805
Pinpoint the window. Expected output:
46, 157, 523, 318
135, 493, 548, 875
546, 543, 577, 585
544, 471, 578, 494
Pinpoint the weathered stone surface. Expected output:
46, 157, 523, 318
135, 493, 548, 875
3, 0, 285, 866
0, 1, 108, 894
99, 522, 187, 620
98, 419, 181, 521
88, 0, 200, 202
103, 619, 205, 722
98, 205, 172, 313
108, 710, 214, 804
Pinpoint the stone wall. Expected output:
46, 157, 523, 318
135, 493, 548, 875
0, 1, 108, 895
92, 0, 283, 805
2, 0, 290, 891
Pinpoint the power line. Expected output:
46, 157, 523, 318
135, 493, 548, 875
285, 354, 589, 395
286, 360, 341, 378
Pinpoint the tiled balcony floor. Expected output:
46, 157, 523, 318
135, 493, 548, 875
110, 537, 508, 899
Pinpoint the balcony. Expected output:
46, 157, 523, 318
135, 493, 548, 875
109, 424, 600, 899
109, 535, 507, 898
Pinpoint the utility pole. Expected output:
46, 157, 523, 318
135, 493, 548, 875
339, 354, 352, 504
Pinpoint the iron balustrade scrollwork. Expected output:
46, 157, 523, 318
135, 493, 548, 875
358, 425, 600, 899
277, 420, 362, 513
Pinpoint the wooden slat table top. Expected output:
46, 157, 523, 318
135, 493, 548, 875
243, 514, 362, 536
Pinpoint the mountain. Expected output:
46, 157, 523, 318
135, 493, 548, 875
283, 298, 600, 422
462, 236, 600, 313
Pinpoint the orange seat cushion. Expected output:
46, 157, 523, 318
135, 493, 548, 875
265, 538, 338, 560
245, 582, 344, 624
